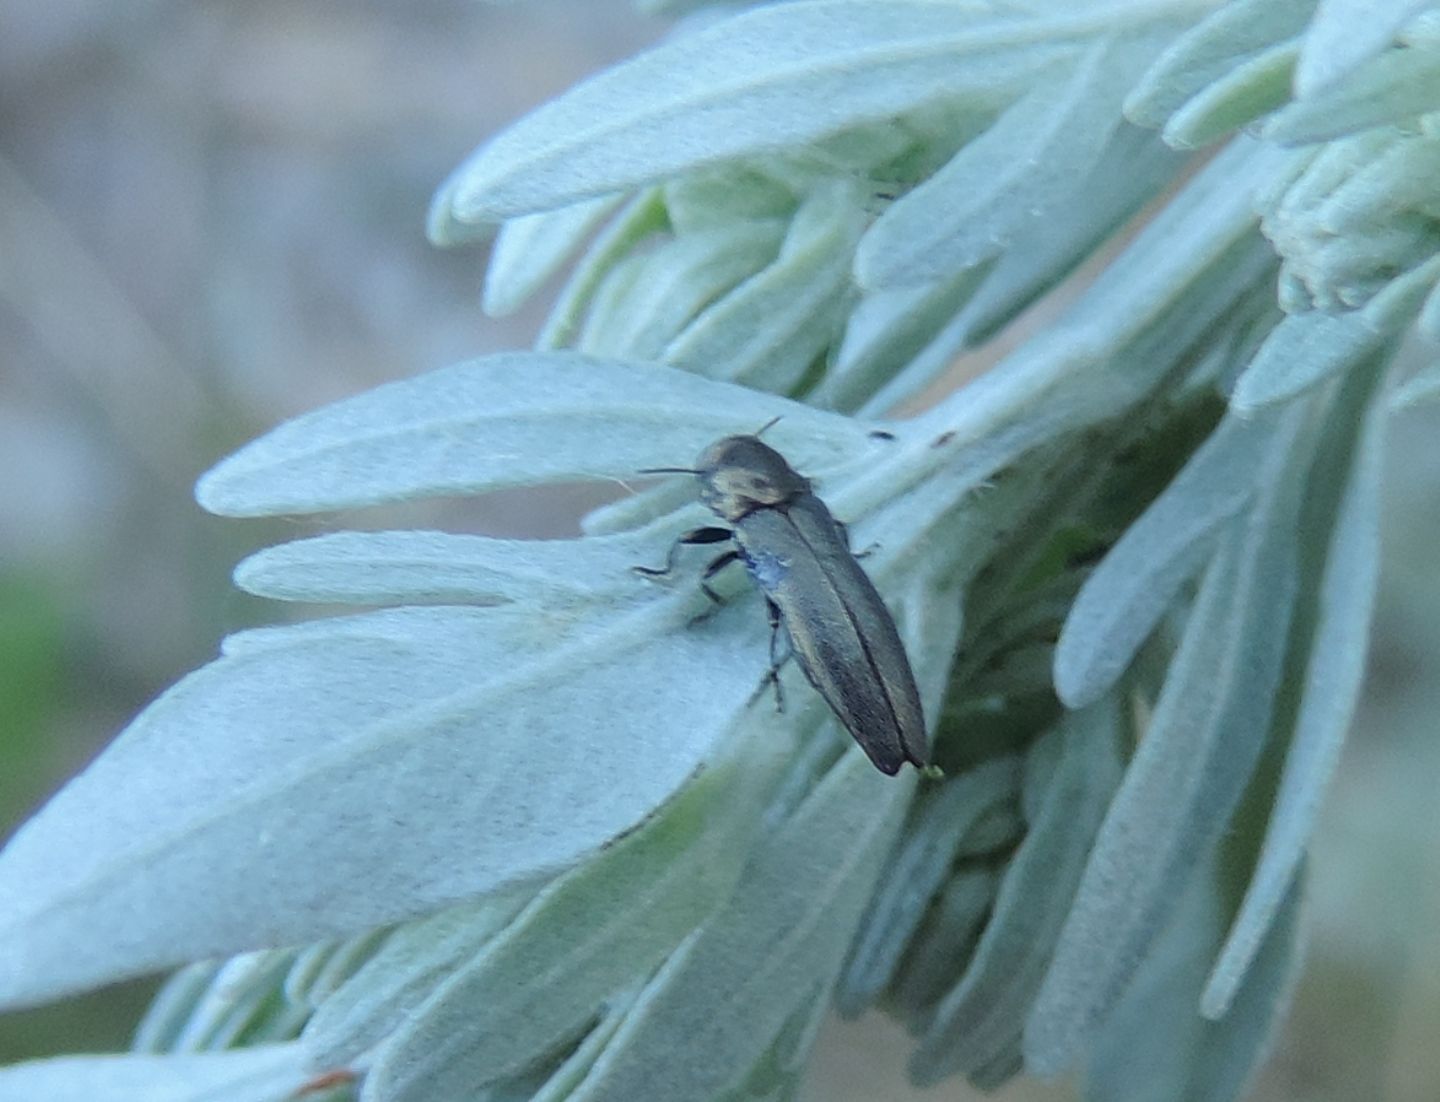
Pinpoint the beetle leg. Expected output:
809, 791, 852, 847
685, 548, 743, 626
632, 526, 732, 580
698, 547, 742, 605
763, 597, 790, 713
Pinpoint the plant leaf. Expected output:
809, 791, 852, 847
1054, 408, 1284, 710
195, 352, 875, 517
578, 221, 785, 360
1202, 364, 1387, 1017
0, 1045, 312, 1102
441, 1, 1096, 223
1082, 859, 1305, 1102
235, 528, 666, 607
910, 698, 1125, 1087
302, 892, 532, 1067
363, 732, 784, 1101
1295, 0, 1434, 95
1027, 399, 1313, 1075
562, 750, 911, 1102
1161, 37, 1297, 149
1265, 42, 1440, 143
835, 755, 1022, 1016
0, 598, 771, 1009
855, 34, 1157, 289
1123, 0, 1313, 129
663, 180, 865, 393
482, 195, 624, 317
1230, 256, 1440, 411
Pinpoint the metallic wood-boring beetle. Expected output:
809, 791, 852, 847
637, 432, 927, 775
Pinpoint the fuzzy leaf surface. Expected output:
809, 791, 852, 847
442, 1, 1107, 222
0, 597, 770, 1008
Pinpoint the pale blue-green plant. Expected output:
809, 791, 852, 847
2, 1, 1437, 1100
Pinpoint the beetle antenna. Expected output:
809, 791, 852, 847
638, 466, 701, 475
754, 415, 783, 437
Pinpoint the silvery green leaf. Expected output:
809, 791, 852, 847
663, 181, 866, 393
160, 950, 299, 1052
0, 594, 772, 1009
855, 123, 1184, 415
820, 263, 991, 414
836, 756, 1022, 1017
934, 121, 1185, 344
1265, 43, 1440, 143
1230, 311, 1377, 411
1054, 408, 1284, 710
365, 734, 784, 1102
1027, 402, 1312, 1075
1392, 348, 1440, 407
236, 529, 665, 607
714, 987, 830, 1102
305, 892, 533, 1066
562, 751, 910, 1102
284, 929, 394, 1011
855, 34, 1155, 289
528, 988, 641, 1102
483, 195, 624, 317
426, 167, 497, 247
1161, 38, 1297, 149
540, 190, 668, 349
0, 1044, 311, 1102
662, 165, 798, 234
441, 1, 1084, 223
910, 698, 1125, 1087
133, 962, 226, 1053
1083, 860, 1305, 1102
1295, 0, 1434, 95
1202, 365, 1387, 1018
886, 867, 998, 1021
195, 352, 874, 517
1230, 255, 1440, 410
581, 479, 699, 537
579, 221, 786, 360
1042, 137, 1281, 381
1123, 0, 1313, 129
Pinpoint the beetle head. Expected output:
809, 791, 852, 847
694, 435, 810, 521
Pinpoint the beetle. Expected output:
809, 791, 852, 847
635, 431, 927, 775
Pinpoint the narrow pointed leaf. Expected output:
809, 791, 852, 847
1083, 862, 1304, 1102
836, 755, 1022, 1016
195, 353, 874, 517
0, 598, 770, 1009
1028, 402, 1312, 1074
1055, 409, 1284, 709
366, 738, 782, 1102
1295, 0, 1433, 95
1123, 0, 1312, 128
442, 1, 1097, 222
1161, 38, 1297, 149
856, 35, 1152, 289
664, 181, 865, 393
1202, 371, 1386, 1017
235, 528, 667, 607
1265, 43, 1440, 143
564, 751, 911, 1102
304, 892, 533, 1066
577, 222, 785, 360
483, 195, 624, 317
911, 699, 1125, 1086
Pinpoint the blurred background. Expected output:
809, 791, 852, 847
1, 2, 1438, 1098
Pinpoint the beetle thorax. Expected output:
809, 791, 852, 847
695, 435, 810, 522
